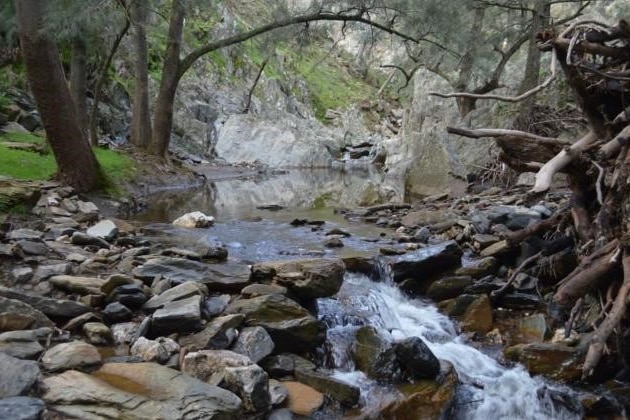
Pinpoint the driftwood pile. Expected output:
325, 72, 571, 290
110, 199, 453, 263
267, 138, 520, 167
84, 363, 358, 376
445, 19, 630, 380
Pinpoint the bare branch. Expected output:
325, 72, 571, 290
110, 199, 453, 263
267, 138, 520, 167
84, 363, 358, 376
446, 126, 572, 146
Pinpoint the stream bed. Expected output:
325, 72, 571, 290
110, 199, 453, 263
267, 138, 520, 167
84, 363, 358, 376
136, 168, 585, 418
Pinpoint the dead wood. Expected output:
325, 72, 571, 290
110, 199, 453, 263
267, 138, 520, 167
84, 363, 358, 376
505, 210, 569, 247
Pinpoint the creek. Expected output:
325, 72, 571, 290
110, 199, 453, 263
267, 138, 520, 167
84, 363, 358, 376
139, 167, 582, 418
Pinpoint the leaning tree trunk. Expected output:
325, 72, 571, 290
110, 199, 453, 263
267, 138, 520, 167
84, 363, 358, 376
151, 0, 185, 159
15, 0, 100, 192
130, 0, 152, 148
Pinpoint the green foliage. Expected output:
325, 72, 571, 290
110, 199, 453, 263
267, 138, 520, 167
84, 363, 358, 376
0, 132, 45, 144
94, 148, 137, 184
0, 145, 57, 181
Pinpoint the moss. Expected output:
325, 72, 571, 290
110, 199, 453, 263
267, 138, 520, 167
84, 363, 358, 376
0, 131, 46, 144
94, 147, 138, 195
0, 144, 56, 181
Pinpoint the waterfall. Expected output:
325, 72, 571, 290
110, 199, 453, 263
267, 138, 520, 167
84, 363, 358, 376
318, 271, 582, 419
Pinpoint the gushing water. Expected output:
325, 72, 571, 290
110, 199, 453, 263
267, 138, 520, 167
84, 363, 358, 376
318, 271, 582, 419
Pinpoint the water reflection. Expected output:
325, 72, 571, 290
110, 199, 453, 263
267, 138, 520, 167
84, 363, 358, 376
138, 167, 403, 223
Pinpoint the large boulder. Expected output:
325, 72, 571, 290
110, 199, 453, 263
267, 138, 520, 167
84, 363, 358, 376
225, 294, 326, 353
393, 337, 440, 380
354, 326, 400, 382
43, 363, 242, 419
251, 258, 345, 300
214, 113, 342, 168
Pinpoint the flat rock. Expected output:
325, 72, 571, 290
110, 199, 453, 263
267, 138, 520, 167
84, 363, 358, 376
0, 287, 90, 318
241, 284, 287, 298
504, 342, 581, 381
0, 328, 51, 359
295, 369, 360, 406
133, 257, 211, 284
49, 275, 106, 295
86, 219, 118, 241
0, 353, 41, 397
43, 363, 242, 419
426, 276, 473, 302
71, 232, 110, 248
480, 240, 513, 257
7, 229, 43, 241
180, 314, 244, 350
0, 297, 54, 330
283, 381, 324, 416
143, 281, 208, 312
41, 341, 102, 372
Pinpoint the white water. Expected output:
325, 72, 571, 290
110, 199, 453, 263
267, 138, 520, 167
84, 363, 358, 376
319, 272, 581, 419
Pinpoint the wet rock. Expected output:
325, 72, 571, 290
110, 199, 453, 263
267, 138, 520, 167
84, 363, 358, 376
44, 363, 242, 418
225, 294, 326, 353
295, 368, 360, 406
86, 219, 118, 242
162, 247, 203, 260
83, 322, 112, 345
460, 294, 493, 334
0, 297, 55, 330
0, 287, 90, 319
324, 237, 344, 248
49, 275, 106, 295
380, 364, 457, 419
354, 326, 400, 382
394, 337, 440, 380
131, 336, 179, 363
251, 258, 345, 300
0, 353, 41, 397
261, 354, 298, 378
231, 326, 275, 363
143, 281, 208, 312
0, 328, 51, 359
283, 381, 324, 416
41, 341, 102, 372
202, 294, 231, 317
133, 257, 211, 285
71, 232, 110, 249
455, 257, 497, 278
517, 313, 548, 343
388, 241, 462, 291
0, 397, 45, 420
499, 291, 542, 309
151, 295, 202, 335
426, 276, 473, 302
172, 211, 215, 228
103, 302, 133, 323
504, 342, 582, 381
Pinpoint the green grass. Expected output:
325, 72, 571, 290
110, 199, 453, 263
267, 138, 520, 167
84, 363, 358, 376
0, 132, 137, 189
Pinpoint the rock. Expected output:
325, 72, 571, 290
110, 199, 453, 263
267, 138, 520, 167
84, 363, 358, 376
41, 341, 102, 372
0, 287, 90, 319
261, 354, 297, 378
110, 322, 141, 345
109, 284, 148, 309
225, 294, 326, 353
61, 312, 99, 332
103, 302, 133, 323
473, 233, 500, 249
460, 294, 493, 334
10, 267, 33, 284
499, 291, 542, 309
504, 343, 582, 381
49, 275, 106, 295
231, 326, 275, 363
295, 369, 360, 406
0, 397, 46, 420
180, 314, 244, 350
133, 257, 212, 285
0, 353, 41, 397
0, 328, 51, 359
269, 379, 288, 406
71, 232, 110, 249
202, 294, 231, 317
0, 297, 54, 330
44, 363, 242, 418
76, 200, 99, 215
551, 328, 580, 347
393, 337, 440, 380
173, 211, 215, 228
413, 227, 431, 243
455, 257, 497, 278
426, 276, 473, 302
251, 258, 345, 300
86, 219, 118, 241
401, 211, 457, 228
151, 295, 202, 335
32, 263, 72, 281
203, 263, 251, 293
354, 326, 400, 382
517, 313, 548, 343
324, 237, 344, 248
379, 364, 458, 419
143, 281, 208, 312
131, 337, 179, 364
480, 240, 513, 257
283, 381, 324, 416
388, 241, 462, 292
241, 284, 287, 298
15, 240, 48, 255
82, 322, 112, 345
7, 229, 43, 241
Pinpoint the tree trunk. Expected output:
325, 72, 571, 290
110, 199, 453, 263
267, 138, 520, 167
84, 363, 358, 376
454, 5, 485, 117
130, 0, 152, 148
514, 0, 550, 130
70, 33, 88, 141
151, 0, 185, 159
15, 0, 100, 192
